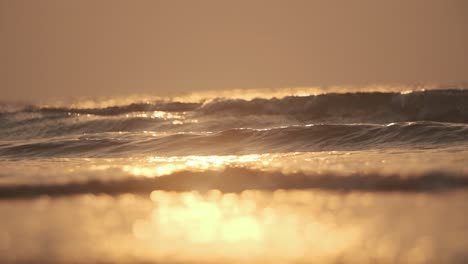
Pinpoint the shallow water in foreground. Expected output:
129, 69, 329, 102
1, 190, 468, 263
1, 88, 467, 263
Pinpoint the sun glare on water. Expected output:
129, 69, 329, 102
121, 154, 265, 177
130, 190, 361, 262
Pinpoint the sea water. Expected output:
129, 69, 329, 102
0, 88, 467, 263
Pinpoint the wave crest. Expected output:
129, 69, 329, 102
0, 122, 467, 158
198, 89, 468, 123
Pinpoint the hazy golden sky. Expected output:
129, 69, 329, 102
1, 0, 467, 101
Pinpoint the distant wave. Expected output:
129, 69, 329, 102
198, 89, 468, 123
0, 116, 168, 139
36, 101, 201, 115
0, 122, 467, 158
1, 168, 467, 199
1, 89, 468, 122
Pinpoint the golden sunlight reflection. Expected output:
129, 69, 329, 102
1, 190, 467, 263
2, 148, 467, 186
111, 149, 468, 179
124, 111, 186, 120
145, 190, 263, 243
134, 190, 361, 260
123, 154, 264, 177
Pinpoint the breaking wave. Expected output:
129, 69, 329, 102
1, 89, 468, 123
198, 89, 468, 123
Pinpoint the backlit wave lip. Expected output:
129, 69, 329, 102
1, 84, 436, 109
0, 168, 467, 199
1, 88, 467, 120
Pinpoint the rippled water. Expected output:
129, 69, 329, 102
0, 88, 467, 263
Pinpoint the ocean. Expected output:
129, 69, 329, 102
0, 87, 467, 263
